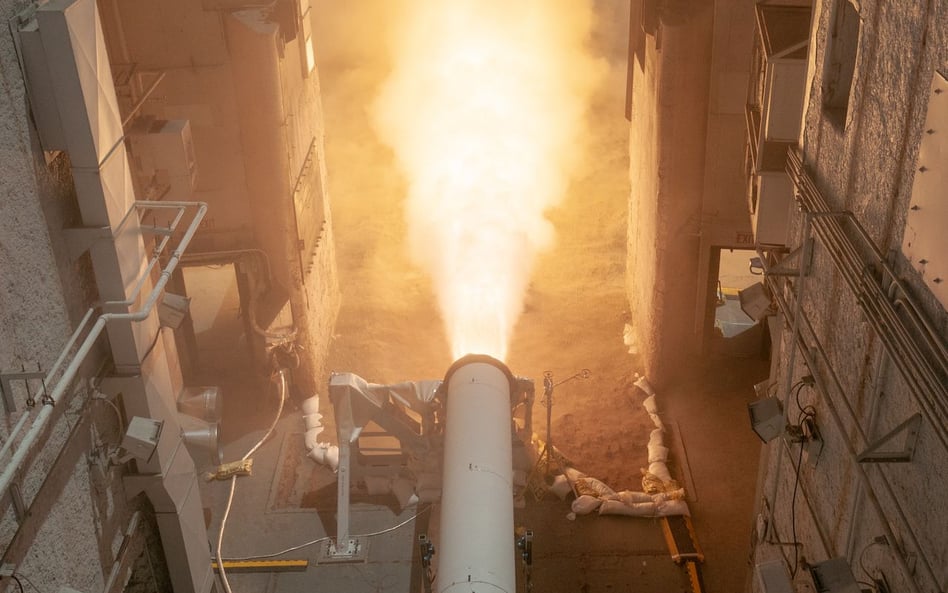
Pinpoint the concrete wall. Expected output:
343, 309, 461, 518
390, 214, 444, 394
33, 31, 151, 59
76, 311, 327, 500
692, 1, 758, 342
0, 0, 340, 590
0, 1, 154, 589
752, 0, 948, 591
626, 1, 715, 387
105, 0, 340, 394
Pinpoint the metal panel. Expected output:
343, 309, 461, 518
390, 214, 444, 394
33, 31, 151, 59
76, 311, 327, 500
753, 172, 793, 246
903, 72, 948, 308
36, 0, 124, 169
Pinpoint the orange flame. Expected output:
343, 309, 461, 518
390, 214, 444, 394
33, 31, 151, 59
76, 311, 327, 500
374, 0, 603, 360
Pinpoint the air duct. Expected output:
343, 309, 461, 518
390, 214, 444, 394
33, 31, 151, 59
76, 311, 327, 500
177, 386, 222, 423
177, 413, 222, 468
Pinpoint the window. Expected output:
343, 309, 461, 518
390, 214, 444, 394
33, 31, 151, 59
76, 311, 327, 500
822, 0, 861, 128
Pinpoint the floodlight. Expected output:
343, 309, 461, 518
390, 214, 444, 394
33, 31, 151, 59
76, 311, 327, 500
748, 397, 785, 443
809, 557, 860, 593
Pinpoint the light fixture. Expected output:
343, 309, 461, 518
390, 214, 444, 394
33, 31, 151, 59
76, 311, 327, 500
748, 397, 822, 465
809, 557, 860, 593
748, 397, 785, 443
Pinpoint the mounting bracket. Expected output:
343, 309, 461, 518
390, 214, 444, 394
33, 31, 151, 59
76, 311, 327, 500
857, 413, 922, 463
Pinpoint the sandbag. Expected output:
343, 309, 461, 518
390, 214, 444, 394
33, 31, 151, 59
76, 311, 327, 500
571, 495, 602, 515
323, 445, 339, 471
648, 428, 665, 447
651, 488, 686, 502
648, 462, 673, 484
550, 474, 573, 500
634, 376, 656, 396
643, 395, 658, 414
656, 499, 690, 517
574, 477, 617, 499
599, 499, 657, 517
301, 395, 320, 415
303, 428, 323, 451
303, 412, 324, 431
647, 444, 669, 463
617, 490, 653, 505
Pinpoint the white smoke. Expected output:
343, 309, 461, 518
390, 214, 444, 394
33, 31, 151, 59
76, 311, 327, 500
373, 0, 604, 360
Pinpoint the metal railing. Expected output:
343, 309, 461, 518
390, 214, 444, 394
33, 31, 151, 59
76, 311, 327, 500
786, 149, 948, 452
0, 200, 206, 497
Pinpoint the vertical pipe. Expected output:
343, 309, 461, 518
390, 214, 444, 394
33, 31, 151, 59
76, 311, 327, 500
335, 438, 352, 547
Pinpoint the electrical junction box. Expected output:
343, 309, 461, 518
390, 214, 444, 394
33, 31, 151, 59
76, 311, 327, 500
122, 416, 163, 461
809, 557, 860, 593
756, 559, 793, 593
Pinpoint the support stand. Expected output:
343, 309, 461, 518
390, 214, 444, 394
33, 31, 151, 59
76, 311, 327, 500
526, 369, 590, 500
318, 439, 368, 563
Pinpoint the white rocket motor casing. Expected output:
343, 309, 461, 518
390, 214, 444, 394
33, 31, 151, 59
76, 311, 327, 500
437, 356, 516, 593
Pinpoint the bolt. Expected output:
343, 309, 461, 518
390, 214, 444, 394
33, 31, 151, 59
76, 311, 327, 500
919, 259, 928, 265
934, 278, 943, 284
911, 205, 920, 210
918, 166, 928, 173
925, 128, 935, 134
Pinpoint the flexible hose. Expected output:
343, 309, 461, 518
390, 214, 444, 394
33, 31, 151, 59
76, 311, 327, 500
216, 368, 288, 593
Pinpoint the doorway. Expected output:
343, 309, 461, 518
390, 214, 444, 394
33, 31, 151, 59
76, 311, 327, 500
707, 248, 766, 356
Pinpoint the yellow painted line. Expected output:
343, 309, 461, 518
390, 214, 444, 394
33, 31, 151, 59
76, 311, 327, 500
211, 559, 308, 573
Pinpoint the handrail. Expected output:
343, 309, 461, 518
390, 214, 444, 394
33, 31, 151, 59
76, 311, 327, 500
0, 201, 206, 497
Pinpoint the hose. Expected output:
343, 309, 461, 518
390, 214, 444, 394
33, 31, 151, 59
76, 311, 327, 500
215, 368, 288, 593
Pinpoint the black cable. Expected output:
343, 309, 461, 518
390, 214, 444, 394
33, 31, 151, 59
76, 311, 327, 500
141, 327, 164, 363
12, 574, 41, 593
789, 435, 805, 579
10, 576, 24, 593
793, 381, 808, 415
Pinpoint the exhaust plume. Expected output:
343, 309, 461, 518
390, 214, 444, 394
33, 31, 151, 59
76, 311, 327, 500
374, 0, 603, 360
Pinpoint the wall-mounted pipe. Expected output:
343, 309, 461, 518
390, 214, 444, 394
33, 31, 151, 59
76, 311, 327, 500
765, 270, 933, 593
103, 204, 185, 308
0, 201, 206, 498
786, 150, 948, 453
